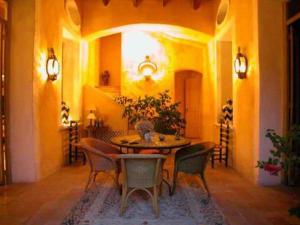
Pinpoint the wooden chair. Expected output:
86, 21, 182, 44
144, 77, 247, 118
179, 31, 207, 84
211, 122, 230, 168
118, 154, 167, 217
69, 121, 81, 164
78, 138, 122, 191
171, 142, 215, 198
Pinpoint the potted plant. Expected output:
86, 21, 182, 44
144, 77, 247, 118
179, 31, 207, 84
256, 126, 300, 219
115, 90, 185, 136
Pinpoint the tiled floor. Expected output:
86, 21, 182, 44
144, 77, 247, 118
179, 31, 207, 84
1, 162, 300, 225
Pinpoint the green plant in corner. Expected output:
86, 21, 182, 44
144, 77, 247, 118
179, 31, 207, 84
114, 90, 185, 135
256, 126, 300, 219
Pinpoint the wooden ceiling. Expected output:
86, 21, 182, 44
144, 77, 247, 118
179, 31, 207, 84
101, 0, 202, 10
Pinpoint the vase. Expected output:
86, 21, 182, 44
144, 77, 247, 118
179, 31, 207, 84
135, 119, 154, 139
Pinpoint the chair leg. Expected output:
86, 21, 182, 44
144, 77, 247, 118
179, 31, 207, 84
211, 155, 214, 168
115, 168, 121, 195
85, 171, 93, 191
171, 169, 178, 196
82, 153, 86, 165
225, 147, 229, 167
200, 173, 211, 198
120, 186, 127, 216
153, 186, 159, 217
159, 183, 162, 196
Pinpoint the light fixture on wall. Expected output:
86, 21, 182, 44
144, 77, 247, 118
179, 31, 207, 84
138, 55, 157, 80
234, 47, 248, 79
46, 48, 60, 81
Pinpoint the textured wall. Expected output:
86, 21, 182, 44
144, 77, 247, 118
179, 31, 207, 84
84, 30, 216, 140
9, 0, 37, 182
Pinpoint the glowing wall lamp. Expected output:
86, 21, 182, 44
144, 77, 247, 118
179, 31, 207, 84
138, 55, 157, 80
234, 47, 248, 79
46, 48, 60, 81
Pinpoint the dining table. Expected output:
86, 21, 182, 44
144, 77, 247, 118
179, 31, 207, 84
110, 133, 191, 194
110, 133, 191, 153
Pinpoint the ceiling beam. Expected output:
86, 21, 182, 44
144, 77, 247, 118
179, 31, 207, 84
133, 0, 138, 7
193, 0, 201, 10
162, 0, 169, 7
102, 0, 110, 6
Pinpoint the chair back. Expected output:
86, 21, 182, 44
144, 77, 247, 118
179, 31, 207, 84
79, 138, 119, 172
118, 154, 166, 188
175, 142, 215, 174
219, 122, 230, 149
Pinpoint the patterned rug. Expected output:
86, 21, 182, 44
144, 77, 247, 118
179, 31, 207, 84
62, 177, 226, 225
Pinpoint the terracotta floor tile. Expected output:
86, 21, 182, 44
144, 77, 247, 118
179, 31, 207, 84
1, 162, 300, 225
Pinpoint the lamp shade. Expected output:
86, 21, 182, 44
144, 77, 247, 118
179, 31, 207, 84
87, 112, 96, 120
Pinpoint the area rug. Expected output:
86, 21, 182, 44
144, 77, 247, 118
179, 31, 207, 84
62, 178, 226, 225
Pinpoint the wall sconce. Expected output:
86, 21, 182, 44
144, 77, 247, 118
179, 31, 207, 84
138, 55, 157, 80
46, 48, 60, 81
234, 47, 248, 79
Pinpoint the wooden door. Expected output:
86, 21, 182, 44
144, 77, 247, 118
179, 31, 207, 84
184, 75, 201, 138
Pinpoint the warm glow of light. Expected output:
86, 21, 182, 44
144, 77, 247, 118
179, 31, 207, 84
122, 31, 167, 81
46, 58, 59, 77
63, 27, 81, 41
37, 52, 48, 82
80, 40, 89, 82
85, 24, 212, 44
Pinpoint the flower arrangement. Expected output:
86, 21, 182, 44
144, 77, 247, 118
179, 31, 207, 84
256, 126, 300, 218
115, 90, 185, 135
135, 119, 154, 139
256, 126, 300, 183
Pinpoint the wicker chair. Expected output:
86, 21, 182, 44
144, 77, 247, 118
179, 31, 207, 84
171, 142, 215, 198
118, 154, 167, 217
79, 138, 122, 191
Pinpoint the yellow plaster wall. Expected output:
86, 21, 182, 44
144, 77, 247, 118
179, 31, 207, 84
9, 0, 38, 182
33, 0, 82, 179
83, 86, 127, 131
213, 0, 285, 184
81, 0, 219, 37
255, 0, 285, 185
230, 0, 259, 182
84, 30, 216, 140
99, 34, 121, 88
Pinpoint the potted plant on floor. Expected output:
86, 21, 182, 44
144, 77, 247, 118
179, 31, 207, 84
256, 125, 300, 218
115, 90, 185, 137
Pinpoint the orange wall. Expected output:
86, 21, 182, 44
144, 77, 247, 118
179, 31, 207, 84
9, 0, 83, 182
9, 0, 37, 182
255, 0, 285, 185
34, 0, 83, 179
213, 0, 285, 184
99, 34, 121, 88
81, 0, 219, 37
84, 30, 216, 141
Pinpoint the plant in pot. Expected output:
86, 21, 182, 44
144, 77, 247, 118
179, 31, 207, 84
115, 90, 185, 138
256, 125, 300, 218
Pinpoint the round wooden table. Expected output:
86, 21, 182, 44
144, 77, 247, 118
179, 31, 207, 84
110, 134, 191, 152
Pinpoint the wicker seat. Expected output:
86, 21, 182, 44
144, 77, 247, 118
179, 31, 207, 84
171, 142, 215, 198
79, 138, 122, 191
118, 154, 167, 217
